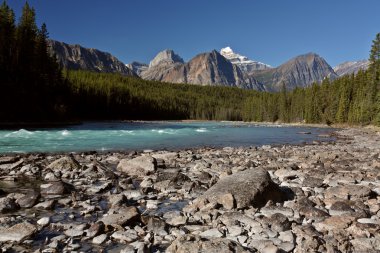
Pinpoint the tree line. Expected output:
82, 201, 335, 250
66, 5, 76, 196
1, 2, 379, 126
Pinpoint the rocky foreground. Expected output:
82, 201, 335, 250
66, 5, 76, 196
0, 128, 380, 253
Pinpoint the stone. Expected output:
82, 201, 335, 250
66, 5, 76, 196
350, 238, 380, 252
166, 215, 187, 227
268, 213, 291, 232
260, 206, 294, 218
200, 228, 223, 238
64, 229, 84, 237
92, 234, 107, 245
86, 222, 105, 238
227, 225, 244, 237
111, 230, 138, 243
16, 191, 40, 208
37, 217, 50, 226
146, 217, 168, 236
0, 222, 37, 242
166, 235, 249, 253
117, 155, 157, 177
47, 156, 80, 171
324, 185, 373, 200
328, 201, 354, 216
0, 197, 19, 213
100, 206, 139, 226
278, 230, 294, 243
314, 216, 356, 232
187, 168, 285, 210
40, 181, 74, 195
34, 199, 56, 209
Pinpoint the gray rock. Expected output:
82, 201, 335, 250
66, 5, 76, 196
47, 156, 80, 171
34, 199, 56, 209
199, 228, 223, 238
100, 206, 139, 226
117, 155, 157, 177
187, 168, 285, 210
92, 234, 107, 245
166, 235, 249, 253
40, 181, 74, 196
16, 191, 40, 208
111, 230, 138, 243
0, 222, 37, 242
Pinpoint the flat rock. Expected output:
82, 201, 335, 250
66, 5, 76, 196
187, 168, 285, 210
100, 206, 139, 226
117, 155, 157, 177
199, 228, 223, 238
314, 216, 355, 232
166, 235, 249, 253
324, 185, 373, 200
16, 191, 40, 208
0, 222, 37, 242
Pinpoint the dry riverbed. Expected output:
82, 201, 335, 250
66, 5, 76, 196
0, 128, 379, 252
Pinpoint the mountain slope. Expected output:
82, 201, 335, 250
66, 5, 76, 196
251, 53, 337, 91
142, 49, 264, 90
333, 60, 370, 76
48, 40, 136, 76
126, 61, 148, 76
220, 47, 271, 73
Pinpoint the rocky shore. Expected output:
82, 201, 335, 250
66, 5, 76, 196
0, 128, 379, 253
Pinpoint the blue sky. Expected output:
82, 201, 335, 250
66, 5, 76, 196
8, 0, 380, 67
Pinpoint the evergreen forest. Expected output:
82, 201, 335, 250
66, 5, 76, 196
1, 2, 380, 126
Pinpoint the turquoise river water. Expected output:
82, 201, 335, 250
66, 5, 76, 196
0, 121, 335, 153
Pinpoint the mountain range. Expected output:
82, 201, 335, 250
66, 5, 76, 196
47, 39, 370, 91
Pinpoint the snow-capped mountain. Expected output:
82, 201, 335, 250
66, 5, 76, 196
220, 47, 272, 73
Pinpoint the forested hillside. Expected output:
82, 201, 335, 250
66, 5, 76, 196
1, 2, 379, 126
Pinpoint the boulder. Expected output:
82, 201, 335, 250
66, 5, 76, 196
0, 222, 37, 242
117, 155, 157, 177
47, 156, 80, 171
186, 168, 285, 210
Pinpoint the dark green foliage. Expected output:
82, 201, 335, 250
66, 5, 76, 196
0, 1, 67, 121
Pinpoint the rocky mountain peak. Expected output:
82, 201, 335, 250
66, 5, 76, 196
149, 49, 184, 68
220, 46, 271, 73
47, 39, 136, 76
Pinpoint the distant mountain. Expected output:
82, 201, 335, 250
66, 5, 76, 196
251, 53, 338, 91
48, 40, 136, 76
333, 60, 370, 76
148, 49, 184, 68
141, 49, 264, 90
220, 47, 271, 73
126, 61, 148, 76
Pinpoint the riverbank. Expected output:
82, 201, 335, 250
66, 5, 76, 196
0, 128, 379, 252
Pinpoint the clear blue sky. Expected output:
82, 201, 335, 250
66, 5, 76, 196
7, 0, 380, 67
